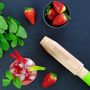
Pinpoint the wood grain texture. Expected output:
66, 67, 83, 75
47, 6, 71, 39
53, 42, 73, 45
40, 36, 89, 79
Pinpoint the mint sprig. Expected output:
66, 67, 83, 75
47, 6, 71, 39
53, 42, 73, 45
2, 70, 22, 89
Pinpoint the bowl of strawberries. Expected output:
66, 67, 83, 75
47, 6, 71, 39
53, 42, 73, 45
43, 0, 71, 29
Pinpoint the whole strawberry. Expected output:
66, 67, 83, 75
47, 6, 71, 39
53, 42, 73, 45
42, 72, 57, 88
46, 8, 57, 21
24, 7, 36, 25
53, 1, 66, 13
52, 13, 68, 26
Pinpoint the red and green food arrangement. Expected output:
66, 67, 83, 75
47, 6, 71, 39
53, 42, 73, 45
0, 2, 27, 58
42, 72, 57, 88
44, 0, 71, 28
24, 7, 36, 25
2, 50, 46, 89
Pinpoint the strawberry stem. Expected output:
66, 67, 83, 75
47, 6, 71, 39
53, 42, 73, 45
50, 72, 57, 77
64, 13, 71, 20
45, 5, 51, 15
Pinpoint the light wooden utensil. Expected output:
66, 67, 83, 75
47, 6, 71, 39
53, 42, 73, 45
40, 36, 90, 86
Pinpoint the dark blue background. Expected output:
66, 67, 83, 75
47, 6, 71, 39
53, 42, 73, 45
0, 0, 90, 90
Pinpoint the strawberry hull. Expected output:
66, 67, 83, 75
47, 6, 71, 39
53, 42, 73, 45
10, 58, 37, 85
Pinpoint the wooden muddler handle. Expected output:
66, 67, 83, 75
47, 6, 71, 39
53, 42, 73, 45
40, 36, 90, 86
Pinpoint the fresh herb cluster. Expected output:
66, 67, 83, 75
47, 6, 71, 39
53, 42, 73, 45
0, 2, 27, 58
2, 70, 22, 89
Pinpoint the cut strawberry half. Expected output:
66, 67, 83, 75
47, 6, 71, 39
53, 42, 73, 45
10, 58, 37, 85
53, 1, 66, 13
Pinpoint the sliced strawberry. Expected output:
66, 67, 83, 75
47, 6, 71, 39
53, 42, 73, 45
24, 7, 36, 25
52, 13, 68, 26
42, 72, 57, 88
45, 7, 57, 21
53, 1, 66, 13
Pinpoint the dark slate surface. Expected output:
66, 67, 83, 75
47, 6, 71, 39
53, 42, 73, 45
0, 0, 90, 90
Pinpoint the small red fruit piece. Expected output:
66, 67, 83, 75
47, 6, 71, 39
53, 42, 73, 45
42, 72, 57, 88
53, 1, 66, 13
46, 8, 57, 21
52, 13, 68, 26
24, 7, 36, 25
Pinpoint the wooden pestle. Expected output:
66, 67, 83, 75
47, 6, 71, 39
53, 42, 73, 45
40, 36, 90, 86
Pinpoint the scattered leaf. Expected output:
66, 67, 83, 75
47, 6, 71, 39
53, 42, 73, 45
5, 71, 14, 80
7, 17, 18, 33
2, 79, 11, 87
0, 29, 4, 34
18, 37, 24, 46
0, 15, 8, 30
13, 77, 22, 89
16, 26, 27, 38
0, 35, 10, 51
0, 2, 5, 11
0, 48, 3, 58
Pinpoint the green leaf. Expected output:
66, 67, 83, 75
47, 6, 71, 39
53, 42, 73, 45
0, 48, 3, 58
13, 77, 22, 89
8, 16, 21, 26
0, 15, 8, 30
0, 35, 10, 51
7, 17, 18, 33
0, 29, 4, 34
5, 71, 14, 80
11, 40, 17, 48
16, 26, 27, 38
5, 33, 12, 41
17, 37, 24, 46
45, 5, 50, 15
5, 33, 16, 41
29, 66, 46, 71
2, 79, 11, 87
0, 2, 5, 11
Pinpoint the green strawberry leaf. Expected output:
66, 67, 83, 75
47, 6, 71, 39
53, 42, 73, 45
17, 37, 24, 46
16, 26, 27, 38
2, 79, 11, 87
45, 5, 50, 15
0, 48, 3, 58
0, 35, 10, 51
29, 66, 46, 71
0, 2, 5, 11
0, 29, 4, 34
0, 15, 8, 30
7, 17, 18, 33
13, 77, 22, 89
5, 71, 14, 80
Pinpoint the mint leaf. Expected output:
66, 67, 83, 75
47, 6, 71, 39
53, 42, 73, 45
16, 26, 27, 38
0, 15, 8, 30
2, 79, 11, 87
5, 71, 14, 80
0, 48, 3, 58
8, 16, 21, 26
11, 40, 17, 48
0, 35, 10, 51
13, 77, 22, 89
0, 2, 5, 11
0, 29, 4, 34
29, 66, 46, 71
7, 17, 18, 33
18, 37, 24, 46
